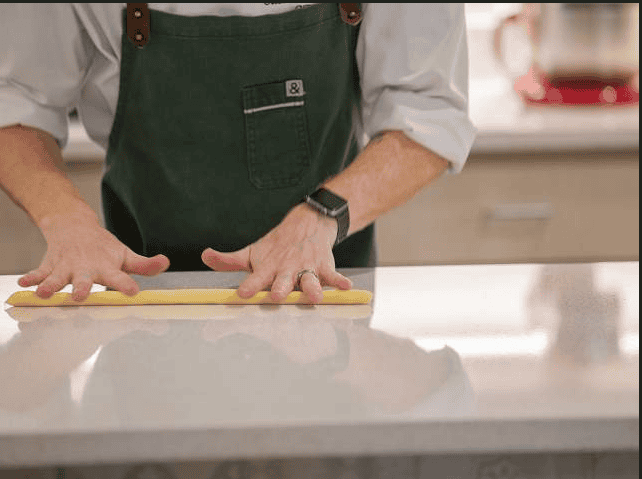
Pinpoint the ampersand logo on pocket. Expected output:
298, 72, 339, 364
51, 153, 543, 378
285, 79, 305, 97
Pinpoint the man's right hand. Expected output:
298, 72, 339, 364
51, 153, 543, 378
18, 209, 170, 301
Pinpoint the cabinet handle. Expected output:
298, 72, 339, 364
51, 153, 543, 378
486, 202, 554, 222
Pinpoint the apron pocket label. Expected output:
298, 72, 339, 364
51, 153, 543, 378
242, 80, 311, 189
285, 79, 305, 97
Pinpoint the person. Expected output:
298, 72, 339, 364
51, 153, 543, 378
0, 4, 477, 304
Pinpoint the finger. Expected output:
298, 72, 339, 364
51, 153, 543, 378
320, 269, 353, 290
270, 272, 297, 302
98, 271, 139, 296
122, 251, 170, 276
238, 270, 275, 299
202, 247, 251, 272
18, 267, 51, 287
35, 270, 72, 298
71, 273, 94, 302
300, 272, 324, 304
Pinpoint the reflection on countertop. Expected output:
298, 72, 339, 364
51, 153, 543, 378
0, 307, 471, 428
0, 263, 638, 466
0, 268, 473, 432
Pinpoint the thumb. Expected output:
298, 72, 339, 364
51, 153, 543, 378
202, 246, 251, 272
122, 250, 170, 276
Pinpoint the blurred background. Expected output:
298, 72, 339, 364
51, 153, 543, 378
0, 3, 639, 274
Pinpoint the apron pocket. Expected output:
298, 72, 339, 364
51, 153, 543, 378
242, 80, 311, 189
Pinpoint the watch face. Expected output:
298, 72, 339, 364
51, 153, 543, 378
309, 188, 347, 213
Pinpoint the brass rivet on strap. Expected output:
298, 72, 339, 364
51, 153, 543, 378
127, 3, 150, 48
339, 3, 362, 26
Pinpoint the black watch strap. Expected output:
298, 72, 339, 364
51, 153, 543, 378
334, 202, 350, 247
303, 188, 350, 247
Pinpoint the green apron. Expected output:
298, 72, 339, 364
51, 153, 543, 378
103, 4, 376, 272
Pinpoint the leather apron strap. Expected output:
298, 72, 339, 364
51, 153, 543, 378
126, 3, 150, 48
338, 4, 363, 26
126, 3, 362, 48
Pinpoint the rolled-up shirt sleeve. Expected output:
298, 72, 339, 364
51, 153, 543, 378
357, 4, 478, 175
0, 3, 92, 149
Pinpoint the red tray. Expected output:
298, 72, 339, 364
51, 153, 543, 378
514, 66, 639, 107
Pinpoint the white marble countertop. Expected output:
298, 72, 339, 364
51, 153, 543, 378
0, 263, 638, 468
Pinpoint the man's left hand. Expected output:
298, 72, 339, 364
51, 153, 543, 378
201, 204, 352, 304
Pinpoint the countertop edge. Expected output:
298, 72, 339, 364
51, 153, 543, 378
470, 129, 639, 156
1, 417, 638, 468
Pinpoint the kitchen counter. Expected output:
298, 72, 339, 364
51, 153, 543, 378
0, 263, 638, 471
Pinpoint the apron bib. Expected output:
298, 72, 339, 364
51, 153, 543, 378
103, 4, 375, 271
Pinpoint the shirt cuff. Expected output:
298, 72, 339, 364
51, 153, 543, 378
364, 89, 478, 175
0, 85, 69, 150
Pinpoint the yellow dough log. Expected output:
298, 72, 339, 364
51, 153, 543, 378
6, 289, 373, 307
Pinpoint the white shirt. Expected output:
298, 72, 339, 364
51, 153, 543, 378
0, 3, 477, 174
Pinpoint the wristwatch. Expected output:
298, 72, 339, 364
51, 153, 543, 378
303, 187, 350, 247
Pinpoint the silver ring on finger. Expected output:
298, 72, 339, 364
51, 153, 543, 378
295, 269, 319, 290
